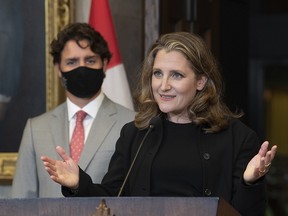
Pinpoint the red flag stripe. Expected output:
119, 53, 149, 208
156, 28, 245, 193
89, 0, 121, 68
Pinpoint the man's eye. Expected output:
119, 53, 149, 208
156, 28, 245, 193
66, 61, 76, 66
86, 59, 96, 64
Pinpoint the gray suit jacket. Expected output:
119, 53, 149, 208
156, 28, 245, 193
11, 96, 135, 198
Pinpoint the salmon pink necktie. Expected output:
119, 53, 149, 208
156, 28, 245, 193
70, 110, 87, 163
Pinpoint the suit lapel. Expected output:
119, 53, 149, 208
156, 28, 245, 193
78, 97, 116, 170
49, 103, 70, 159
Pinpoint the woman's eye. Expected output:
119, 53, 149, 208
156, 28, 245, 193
172, 72, 183, 79
153, 70, 162, 78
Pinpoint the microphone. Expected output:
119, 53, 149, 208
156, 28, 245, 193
117, 116, 160, 197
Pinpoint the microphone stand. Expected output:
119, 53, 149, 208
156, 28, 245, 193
117, 124, 155, 197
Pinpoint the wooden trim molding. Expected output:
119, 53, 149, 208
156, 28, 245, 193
0, 153, 18, 184
45, 0, 74, 111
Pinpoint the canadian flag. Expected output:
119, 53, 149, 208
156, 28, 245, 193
89, 0, 134, 110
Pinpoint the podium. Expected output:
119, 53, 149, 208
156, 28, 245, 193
0, 197, 241, 216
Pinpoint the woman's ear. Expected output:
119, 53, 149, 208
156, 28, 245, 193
197, 75, 208, 91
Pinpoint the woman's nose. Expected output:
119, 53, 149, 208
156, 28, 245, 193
160, 78, 171, 91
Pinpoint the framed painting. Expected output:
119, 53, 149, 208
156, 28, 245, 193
0, 0, 74, 184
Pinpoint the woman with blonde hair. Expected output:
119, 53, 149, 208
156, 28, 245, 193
42, 32, 277, 216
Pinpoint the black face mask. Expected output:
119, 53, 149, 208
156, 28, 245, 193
61, 66, 105, 98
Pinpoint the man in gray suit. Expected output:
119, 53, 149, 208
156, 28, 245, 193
11, 23, 135, 198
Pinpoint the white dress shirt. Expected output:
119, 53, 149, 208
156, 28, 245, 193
67, 92, 104, 143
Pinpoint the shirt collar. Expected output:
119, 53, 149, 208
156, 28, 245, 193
67, 92, 105, 121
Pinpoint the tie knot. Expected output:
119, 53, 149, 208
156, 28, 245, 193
76, 110, 87, 123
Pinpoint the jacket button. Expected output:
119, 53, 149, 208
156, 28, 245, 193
203, 153, 210, 160
204, 189, 212, 196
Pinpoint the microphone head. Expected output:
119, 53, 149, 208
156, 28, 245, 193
149, 116, 161, 129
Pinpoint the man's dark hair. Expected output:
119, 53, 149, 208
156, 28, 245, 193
50, 22, 112, 64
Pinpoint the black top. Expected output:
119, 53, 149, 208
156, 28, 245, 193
63, 118, 266, 216
151, 120, 203, 196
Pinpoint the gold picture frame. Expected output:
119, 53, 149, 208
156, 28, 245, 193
0, 153, 17, 185
46, 0, 74, 111
0, 0, 74, 184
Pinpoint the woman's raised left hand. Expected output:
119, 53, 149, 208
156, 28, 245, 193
243, 141, 277, 184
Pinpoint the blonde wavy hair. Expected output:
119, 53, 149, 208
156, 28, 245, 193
134, 32, 242, 133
